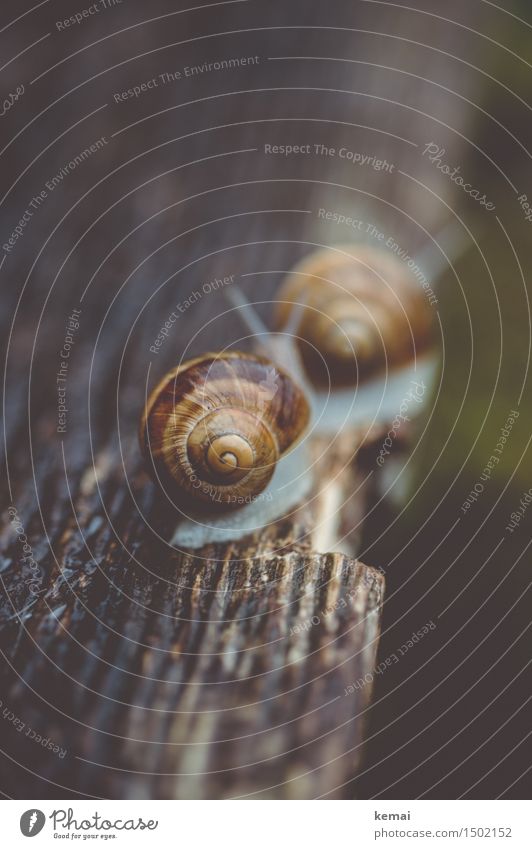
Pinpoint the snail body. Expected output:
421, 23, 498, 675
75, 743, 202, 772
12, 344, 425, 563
140, 351, 310, 515
275, 244, 434, 386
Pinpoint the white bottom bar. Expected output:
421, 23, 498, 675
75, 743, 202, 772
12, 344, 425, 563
3, 800, 529, 847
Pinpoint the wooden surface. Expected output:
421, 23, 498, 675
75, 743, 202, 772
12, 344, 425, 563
0, 0, 477, 798
1, 433, 384, 799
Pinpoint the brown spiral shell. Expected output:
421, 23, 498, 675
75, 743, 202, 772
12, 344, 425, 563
275, 245, 433, 384
140, 352, 310, 510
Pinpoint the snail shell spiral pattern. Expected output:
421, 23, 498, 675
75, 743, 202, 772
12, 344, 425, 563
140, 352, 310, 510
275, 245, 433, 385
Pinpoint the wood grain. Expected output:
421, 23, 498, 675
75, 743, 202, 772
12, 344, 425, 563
1, 430, 383, 799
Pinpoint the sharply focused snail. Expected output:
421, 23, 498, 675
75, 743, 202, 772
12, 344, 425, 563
140, 351, 312, 545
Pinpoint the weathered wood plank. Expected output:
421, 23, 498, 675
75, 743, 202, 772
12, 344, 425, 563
0, 425, 383, 799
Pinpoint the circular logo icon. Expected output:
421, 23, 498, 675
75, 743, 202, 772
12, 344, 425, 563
20, 810, 46, 837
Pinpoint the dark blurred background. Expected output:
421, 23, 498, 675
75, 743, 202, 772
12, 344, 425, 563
1, 0, 531, 798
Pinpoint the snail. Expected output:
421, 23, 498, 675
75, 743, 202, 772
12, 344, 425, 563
270, 225, 470, 433
274, 243, 434, 386
140, 351, 312, 546
141, 222, 467, 546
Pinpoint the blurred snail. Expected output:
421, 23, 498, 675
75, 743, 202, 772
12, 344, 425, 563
270, 225, 469, 433
140, 351, 311, 546
274, 244, 434, 386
